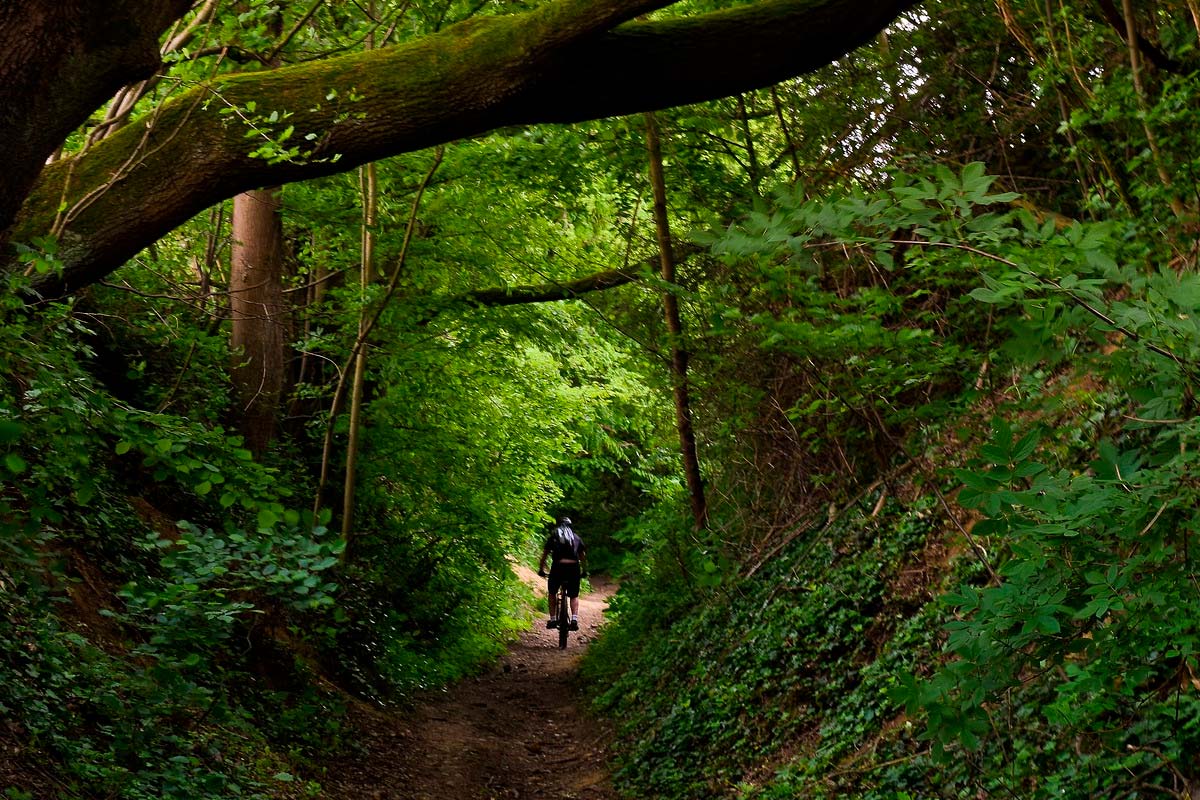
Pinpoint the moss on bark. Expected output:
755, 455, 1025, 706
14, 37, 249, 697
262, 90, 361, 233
9, 0, 917, 297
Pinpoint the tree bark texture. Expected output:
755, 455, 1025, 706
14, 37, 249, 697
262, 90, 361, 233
645, 112, 708, 532
230, 187, 288, 456
0, 0, 192, 241
5, 0, 917, 298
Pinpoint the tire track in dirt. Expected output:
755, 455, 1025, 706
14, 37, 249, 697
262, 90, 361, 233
320, 569, 618, 800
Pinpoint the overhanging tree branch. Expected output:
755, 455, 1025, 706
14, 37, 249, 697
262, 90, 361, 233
9, 0, 916, 298
426, 242, 704, 317
455, 267, 641, 307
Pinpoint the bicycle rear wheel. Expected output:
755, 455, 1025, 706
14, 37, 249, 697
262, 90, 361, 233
557, 588, 570, 649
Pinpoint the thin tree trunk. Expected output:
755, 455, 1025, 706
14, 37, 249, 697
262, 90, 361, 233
342, 161, 378, 538
644, 111, 708, 533
230, 187, 288, 456
735, 94, 761, 191
197, 201, 225, 311
312, 146, 443, 519
341, 9, 380, 540
1119, 0, 1185, 219
770, 87, 802, 185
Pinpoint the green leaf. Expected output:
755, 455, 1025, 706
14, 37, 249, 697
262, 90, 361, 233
311, 555, 338, 571
1010, 430, 1040, 462
0, 420, 22, 445
5, 453, 27, 474
968, 287, 1005, 304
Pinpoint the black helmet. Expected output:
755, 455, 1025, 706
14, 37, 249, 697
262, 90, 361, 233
557, 515, 572, 526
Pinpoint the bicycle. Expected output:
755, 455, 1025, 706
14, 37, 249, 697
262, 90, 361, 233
539, 568, 575, 649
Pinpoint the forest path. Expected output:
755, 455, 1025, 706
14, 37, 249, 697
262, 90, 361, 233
319, 567, 618, 799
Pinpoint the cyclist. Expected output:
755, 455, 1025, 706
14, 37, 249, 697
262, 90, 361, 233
537, 515, 586, 631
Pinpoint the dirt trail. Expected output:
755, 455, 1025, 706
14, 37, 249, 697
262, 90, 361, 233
320, 568, 618, 800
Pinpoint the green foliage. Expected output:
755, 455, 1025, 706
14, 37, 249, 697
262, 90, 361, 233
0, 283, 346, 796
589, 127, 1200, 794
324, 292, 656, 695
686, 162, 1029, 519
895, 198, 1200, 785
117, 517, 343, 661
909, 414, 1200, 756
12, 235, 61, 275
586, 502, 945, 798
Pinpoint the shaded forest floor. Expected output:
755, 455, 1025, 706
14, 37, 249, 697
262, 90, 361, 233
319, 569, 618, 799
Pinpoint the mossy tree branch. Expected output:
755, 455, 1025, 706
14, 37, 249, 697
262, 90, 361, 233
0, 0, 193, 237
454, 268, 641, 309
430, 243, 703, 315
8, 0, 917, 298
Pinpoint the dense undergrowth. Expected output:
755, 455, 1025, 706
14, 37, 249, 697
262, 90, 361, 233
590, 465, 1200, 797
0, 274, 611, 796
586, 499, 949, 796
584, 160, 1200, 797
1, 295, 325, 798
590, 412, 1200, 798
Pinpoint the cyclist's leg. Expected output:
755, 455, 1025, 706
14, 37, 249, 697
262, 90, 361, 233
566, 564, 582, 629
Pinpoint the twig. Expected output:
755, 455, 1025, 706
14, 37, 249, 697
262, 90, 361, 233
156, 340, 198, 412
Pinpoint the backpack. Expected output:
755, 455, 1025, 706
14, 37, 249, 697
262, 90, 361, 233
550, 524, 582, 561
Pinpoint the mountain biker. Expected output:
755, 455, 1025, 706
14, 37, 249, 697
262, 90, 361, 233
537, 515, 586, 631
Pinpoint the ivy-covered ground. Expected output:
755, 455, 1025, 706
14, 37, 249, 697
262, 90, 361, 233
584, 341, 1200, 799
587, 469, 1200, 798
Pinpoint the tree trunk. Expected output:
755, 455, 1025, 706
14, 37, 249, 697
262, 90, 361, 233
311, 147, 443, 519
1118, 0, 1185, 219
644, 112, 708, 532
341, 9, 380, 541
0, 0, 191, 240
230, 187, 288, 457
